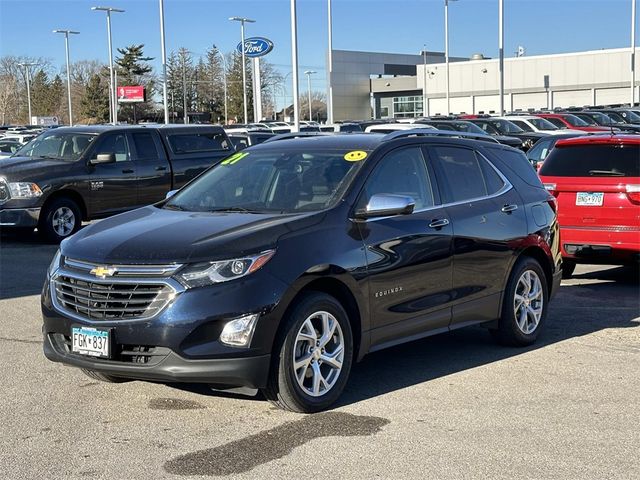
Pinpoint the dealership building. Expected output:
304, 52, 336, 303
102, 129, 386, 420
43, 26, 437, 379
329, 47, 639, 121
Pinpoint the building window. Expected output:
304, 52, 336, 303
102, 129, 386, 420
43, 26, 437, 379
380, 106, 390, 118
392, 96, 423, 118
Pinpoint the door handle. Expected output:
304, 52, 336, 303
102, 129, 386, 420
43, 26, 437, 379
122, 169, 134, 174
155, 166, 167, 171
501, 204, 518, 213
428, 218, 450, 229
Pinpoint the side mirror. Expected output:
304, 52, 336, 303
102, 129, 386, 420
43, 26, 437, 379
89, 153, 116, 165
165, 189, 178, 199
355, 194, 415, 219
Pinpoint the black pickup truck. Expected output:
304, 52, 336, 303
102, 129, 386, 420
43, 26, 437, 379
0, 125, 233, 242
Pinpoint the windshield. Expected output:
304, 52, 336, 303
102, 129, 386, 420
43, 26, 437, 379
585, 112, 612, 125
451, 121, 486, 134
488, 120, 524, 134
623, 110, 640, 122
15, 131, 97, 161
164, 148, 366, 214
605, 112, 625, 123
529, 117, 559, 131
562, 114, 589, 127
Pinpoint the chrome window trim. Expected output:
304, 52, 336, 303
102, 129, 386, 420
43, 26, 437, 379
50, 266, 184, 324
355, 148, 513, 223
64, 257, 182, 277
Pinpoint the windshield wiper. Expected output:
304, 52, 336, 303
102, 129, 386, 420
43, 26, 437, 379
163, 204, 188, 211
208, 206, 261, 213
588, 170, 624, 176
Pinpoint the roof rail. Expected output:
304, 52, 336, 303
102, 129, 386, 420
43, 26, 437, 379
381, 129, 500, 144
261, 132, 332, 143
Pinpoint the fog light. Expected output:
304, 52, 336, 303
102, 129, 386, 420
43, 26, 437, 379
220, 314, 259, 347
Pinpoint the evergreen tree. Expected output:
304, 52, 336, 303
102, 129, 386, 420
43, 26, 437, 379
81, 74, 110, 123
30, 69, 50, 117
226, 51, 253, 123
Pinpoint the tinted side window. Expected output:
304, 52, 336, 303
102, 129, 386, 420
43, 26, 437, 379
432, 146, 504, 203
511, 120, 533, 132
132, 132, 159, 159
526, 138, 553, 162
546, 118, 567, 129
360, 146, 434, 210
95, 133, 129, 162
539, 144, 640, 177
167, 132, 230, 154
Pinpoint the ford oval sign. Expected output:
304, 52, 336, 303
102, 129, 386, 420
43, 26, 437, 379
236, 37, 274, 58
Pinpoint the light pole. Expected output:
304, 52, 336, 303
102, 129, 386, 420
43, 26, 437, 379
304, 70, 316, 121
290, 0, 301, 131
92, 6, 124, 125
444, 0, 458, 115
159, 0, 169, 124
17, 62, 37, 125
213, 45, 228, 125
422, 45, 428, 117
499, 0, 505, 115
229, 16, 255, 124
632, 0, 637, 105
53, 30, 79, 126
327, 0, 334, 124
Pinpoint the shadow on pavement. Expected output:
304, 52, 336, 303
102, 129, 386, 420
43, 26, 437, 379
0, 228, 58, 299
337, 265, 639, 408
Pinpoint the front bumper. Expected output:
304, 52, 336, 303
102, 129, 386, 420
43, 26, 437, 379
43, 331, 271, 387
0, 207, 40, 227
41, 263, 290, 389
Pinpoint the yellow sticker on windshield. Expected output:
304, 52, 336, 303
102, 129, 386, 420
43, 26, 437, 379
344, 150, 367, 162
221, 152, 249, 165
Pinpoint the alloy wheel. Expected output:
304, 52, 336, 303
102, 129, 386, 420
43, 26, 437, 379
513, 270, 544, 334
292, 311, 345, 397
52, 206, 75, 237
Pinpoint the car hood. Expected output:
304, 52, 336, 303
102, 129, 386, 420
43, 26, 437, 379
0, 156, 74, 182
540, 129, 584, 135
62, 205, 325, 265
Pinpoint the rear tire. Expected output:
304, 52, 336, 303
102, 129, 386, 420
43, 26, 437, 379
39, 197, 81, 243
81, 369, 131, 383
491, 256, 549, 347
261, 292, 353, 413
561, 260, 576, 279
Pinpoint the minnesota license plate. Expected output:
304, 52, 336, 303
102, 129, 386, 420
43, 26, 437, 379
576, 192, 604, 206
72, 327, 110, 358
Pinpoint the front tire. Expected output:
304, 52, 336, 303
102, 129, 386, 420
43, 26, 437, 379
262, 292, 354, 413
39, 197, 81, 243
491, 257, 549, 347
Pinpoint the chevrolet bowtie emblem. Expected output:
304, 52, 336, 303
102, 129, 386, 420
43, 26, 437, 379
90, 266, 116, 278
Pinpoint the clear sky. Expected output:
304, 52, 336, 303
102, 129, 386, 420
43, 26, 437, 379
0, 0, 637, 101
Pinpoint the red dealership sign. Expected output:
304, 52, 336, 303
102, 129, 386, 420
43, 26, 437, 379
117, 86, 146, 103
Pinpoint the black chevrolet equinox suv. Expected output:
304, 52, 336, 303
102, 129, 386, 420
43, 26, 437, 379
42, 131, 562, 412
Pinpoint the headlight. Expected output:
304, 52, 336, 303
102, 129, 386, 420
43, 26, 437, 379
8, 182, 42, 199
48, 249, 62, 276
175, 250, 275, 288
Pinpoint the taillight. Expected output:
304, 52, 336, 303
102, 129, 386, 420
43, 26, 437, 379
626, 184, 640, 204
543, 183, 557, 197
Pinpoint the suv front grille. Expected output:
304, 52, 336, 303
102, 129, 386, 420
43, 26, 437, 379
53, 275, 175, 320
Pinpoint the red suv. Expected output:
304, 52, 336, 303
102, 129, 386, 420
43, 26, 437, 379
539, 135, 640, 277
535, 113, 614, 133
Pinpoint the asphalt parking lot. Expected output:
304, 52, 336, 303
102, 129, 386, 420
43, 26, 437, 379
1, 229, 638, 480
